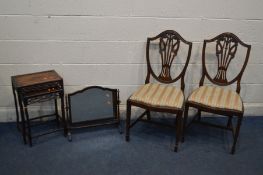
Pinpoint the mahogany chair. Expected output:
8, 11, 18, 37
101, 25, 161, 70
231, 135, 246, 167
183, 32, 251, 154
125, 30, 192, 152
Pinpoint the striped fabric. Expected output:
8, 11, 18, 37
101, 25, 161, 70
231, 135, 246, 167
129, 83, 184, 109
188, 86, 243, 112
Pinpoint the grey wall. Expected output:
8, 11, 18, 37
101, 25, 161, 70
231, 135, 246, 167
0, 0, 262, 121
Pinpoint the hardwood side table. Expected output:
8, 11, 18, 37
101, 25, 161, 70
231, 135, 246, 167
11, 70, 67, 146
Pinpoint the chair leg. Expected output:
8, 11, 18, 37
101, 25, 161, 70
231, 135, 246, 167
174, 111, 182, 152
227, 116, 233, 129
146, 110, 151, 121
197, 109, 201, 121
231, 115, 243, 154
125, 101, 131, 142
182, 104, 189, 143
67, 130, 72, 142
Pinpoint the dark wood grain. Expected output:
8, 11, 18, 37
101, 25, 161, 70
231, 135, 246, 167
183, 32, 251, 154
126, 30, 193, 152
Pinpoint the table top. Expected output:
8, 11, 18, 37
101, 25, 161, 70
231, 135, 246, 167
12, 70, 62, 88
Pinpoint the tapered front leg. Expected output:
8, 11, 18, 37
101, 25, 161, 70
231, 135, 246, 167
227, 116, 233, 129
174, 111, 183, 152
197, 109, 201, 121
231, 115, 243, 154
182, 104, 189, 143
146, 110, 151, 121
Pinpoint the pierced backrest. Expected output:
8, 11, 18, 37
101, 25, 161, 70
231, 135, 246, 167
145, 30, 192, 91
200, 33, 251, 93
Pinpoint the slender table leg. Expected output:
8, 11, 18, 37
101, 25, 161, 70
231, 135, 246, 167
125, 101, 131, 141
65, 94, 72, 141
54, 98, 59, 127
12, 85, 20, 130
24, 103, 32, 147
60, 92, 67, 136
17, 95, 27, 144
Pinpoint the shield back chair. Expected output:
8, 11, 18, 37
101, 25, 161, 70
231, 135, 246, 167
183, 32, 251, 154
125, 30, 192, 152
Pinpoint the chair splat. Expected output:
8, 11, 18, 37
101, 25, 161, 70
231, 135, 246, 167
214, 36, 238, 83
158, 34, 180, 81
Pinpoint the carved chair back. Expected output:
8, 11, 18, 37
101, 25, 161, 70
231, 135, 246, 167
200, 33, 251, 93
145, 30, 192, 91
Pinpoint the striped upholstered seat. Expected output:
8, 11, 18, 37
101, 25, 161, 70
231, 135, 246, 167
130, 83, 184, 110
188, 85, 243, 112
